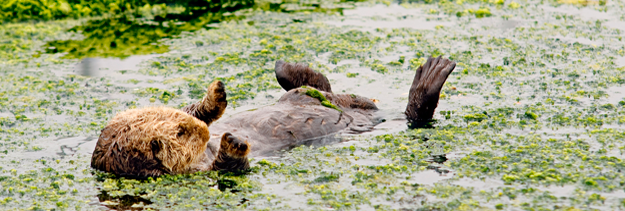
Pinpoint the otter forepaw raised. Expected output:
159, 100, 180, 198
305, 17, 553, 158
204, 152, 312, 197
207, 80, 227, 104
220, 132, 251, 158
182, 80, 228, 126
213, 132, 251, 171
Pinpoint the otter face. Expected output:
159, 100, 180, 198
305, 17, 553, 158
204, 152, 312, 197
91, 107, 210, 178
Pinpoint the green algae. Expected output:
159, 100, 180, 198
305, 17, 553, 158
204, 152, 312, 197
3, 0, 625, 210
92, 170, 260, 210
303, 86, 343, 112
0, 0, 254, 22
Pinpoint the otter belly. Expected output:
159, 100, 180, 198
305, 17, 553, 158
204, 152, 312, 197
208, 103, 379, 156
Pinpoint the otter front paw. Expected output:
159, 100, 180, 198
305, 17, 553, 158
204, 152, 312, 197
208, 80, 227, 105
220, 132, 250, 158
182, 80, 228, 126
214, 132, 251, 171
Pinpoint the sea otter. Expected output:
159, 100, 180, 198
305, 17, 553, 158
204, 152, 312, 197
91, 56, 456, 177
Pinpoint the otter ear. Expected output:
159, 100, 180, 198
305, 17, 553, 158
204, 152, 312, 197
177, 121, 189, 138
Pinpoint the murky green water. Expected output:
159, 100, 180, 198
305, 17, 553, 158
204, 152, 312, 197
2, 0, 625, 210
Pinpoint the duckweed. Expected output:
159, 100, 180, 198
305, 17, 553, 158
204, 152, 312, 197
3, 0, 625, 209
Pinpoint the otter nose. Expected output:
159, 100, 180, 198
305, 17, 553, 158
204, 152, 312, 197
236, 143, 248, 151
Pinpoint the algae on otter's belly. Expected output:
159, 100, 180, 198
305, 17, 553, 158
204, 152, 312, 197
302, 86, 342, 112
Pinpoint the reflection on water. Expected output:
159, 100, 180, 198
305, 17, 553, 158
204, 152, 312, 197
43, 4, 252, 60
97, 193, 152, 211
42, 0, 363, 63
45, 15, 168, 59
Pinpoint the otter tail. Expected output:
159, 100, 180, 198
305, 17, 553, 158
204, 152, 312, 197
405, 56, 456, 128
275, 60, 333, 92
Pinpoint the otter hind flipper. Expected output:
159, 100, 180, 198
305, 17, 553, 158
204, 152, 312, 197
275, 60, 333, 92
182, 80, 227, 126
423, 56, 456, 95
405, 56, 456, 128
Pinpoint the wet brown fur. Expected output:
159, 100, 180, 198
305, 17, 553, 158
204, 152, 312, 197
275, 60, 333, 92
405, 56, 456, 127
92, 81, 250, 178
276, 88, 378, 111
92, 56, 455, 177
205, 86, 382, 156
91, 107, 211, 178
324, 93, 378, 110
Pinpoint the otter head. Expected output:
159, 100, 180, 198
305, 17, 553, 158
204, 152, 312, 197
91, 107, 210, 178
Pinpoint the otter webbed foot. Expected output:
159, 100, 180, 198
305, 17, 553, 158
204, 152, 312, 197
275, 60, 333, 92
182, 80, 227, 126
405, 56, 456, 128
213, 132, 251, 172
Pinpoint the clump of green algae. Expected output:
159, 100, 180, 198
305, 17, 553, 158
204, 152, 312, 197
302, 86, 342, 112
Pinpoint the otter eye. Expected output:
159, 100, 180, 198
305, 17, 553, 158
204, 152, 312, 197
177, 127, 186, 137
151, 139, 162, 155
